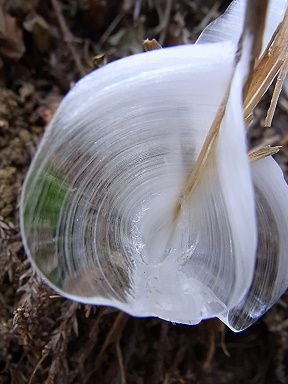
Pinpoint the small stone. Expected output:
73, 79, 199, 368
18, 129, 31, 143
0, 119, 9, 130
0, 167, 16, 180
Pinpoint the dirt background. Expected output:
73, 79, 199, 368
0, 0, 288, 383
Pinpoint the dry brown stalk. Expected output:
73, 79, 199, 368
95, 312, 128, 364
174, 95, 227, 218
175, 0, 271, 217
242, 0, 269, 97
98, 11, 124, 48
265, 52, 288, 127
149, 0, 173, 45
244, 0, 269, 64
28, 353, 48, 384
84, 312, 128, 382
244, 9, 288, 123
249, 145, 282, 162
202, 328, 216, 372
116, 340, 127, 384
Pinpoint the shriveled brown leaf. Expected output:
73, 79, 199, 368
0, 5, 25, 60
23, 14, 53, 53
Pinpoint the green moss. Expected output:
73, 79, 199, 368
23, 167, 70, 234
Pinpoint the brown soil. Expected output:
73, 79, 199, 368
0, 1, 288, 383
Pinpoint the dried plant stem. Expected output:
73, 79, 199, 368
98, 11, 124, 48
152, 0, 173, 45
244, 0, 269, 61
265, 55, 288, 127
96, 312, 128, 361
28, 353, 48, 384
242, 0, 269, 95
175, 95, 227, 218
116, 341, 127, 384
202, 328, 216, 372
175, 0, 269, 218
84, 312, 128, 382
220, 323, 230, 357
244, 57, 282, 121
244, 9, 288, 122
249, 145, 282, 162
158, 0, 173, 45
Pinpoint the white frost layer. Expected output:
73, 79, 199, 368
20, 0, 288, 331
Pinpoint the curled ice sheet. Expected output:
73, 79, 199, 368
21, 42, 242, 320
197, 0, 288, 51
225, 158, 288, 330
20, 0, 288, 331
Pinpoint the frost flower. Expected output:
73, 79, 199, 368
21, 0, 288, 331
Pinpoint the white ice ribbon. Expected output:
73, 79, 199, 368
20, 0, 288, 331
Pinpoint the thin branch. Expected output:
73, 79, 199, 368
28, 353, 48, 384
202, 328, 216, 372
98, 11, 124, 48
249, 145, 282, 162
220, 323, 230, 357
133, 0, 143, 22
84, 312, 128, 383
174, 92, 228, 219
159, 0, 173, 45
51, 0, 85, 77
96, 312, 128, 363
244, 0, 269, 64
116, 341, 127, 384
152, 0, 173, 45
265, 54, 288, 127
242, 0, 269, 94
193, 2, 220, 36
174, 0, 269, 217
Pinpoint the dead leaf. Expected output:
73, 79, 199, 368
0, 5, 25, 60
143, 38, 162, 51
23, 14, 53, 53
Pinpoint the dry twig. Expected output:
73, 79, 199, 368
50, 0, 85, 77
175, 0, 270, 218
265, 56, 288, 127
249, 145, 282, 161
116, 340, 127, 384
98, 11, 124, 48
84, 312, 128, 382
